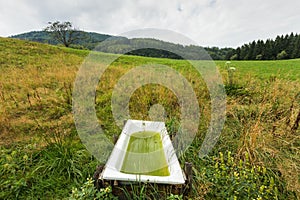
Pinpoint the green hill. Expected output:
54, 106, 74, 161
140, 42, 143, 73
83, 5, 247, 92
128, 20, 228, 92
10, 31, 300, 61
10, 30, 113, 49
0, 37, 299, 199
10, 31, 233, 60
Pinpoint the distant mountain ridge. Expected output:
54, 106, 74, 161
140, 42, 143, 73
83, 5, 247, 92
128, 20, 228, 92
10, 31, 233, 60
11, 31, 300, 60
10, 31, 114, 50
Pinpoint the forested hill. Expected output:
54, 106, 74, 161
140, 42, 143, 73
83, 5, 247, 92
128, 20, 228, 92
10, 31, 300, 60
226, 33, 300, 60
10, 31, 113, 50
94, 37, 234, 60
10, 31, 233, 60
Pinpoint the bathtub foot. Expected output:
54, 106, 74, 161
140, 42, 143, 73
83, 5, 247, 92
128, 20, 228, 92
93, 164, 104, 189
184, 162, 193, 190
114, 180, 118, 186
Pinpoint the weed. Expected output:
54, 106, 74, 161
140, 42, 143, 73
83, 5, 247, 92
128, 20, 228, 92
202, 151, 282, 199
69, 178, 117, 200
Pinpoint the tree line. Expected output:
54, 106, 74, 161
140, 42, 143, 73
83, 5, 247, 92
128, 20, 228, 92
226, 33, 300, 60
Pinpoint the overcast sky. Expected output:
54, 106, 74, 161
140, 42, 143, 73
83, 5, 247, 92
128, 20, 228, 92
1, 0, 300, 47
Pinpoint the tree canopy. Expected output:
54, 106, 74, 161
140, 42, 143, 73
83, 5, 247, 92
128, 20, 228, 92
44, 21, 83, 47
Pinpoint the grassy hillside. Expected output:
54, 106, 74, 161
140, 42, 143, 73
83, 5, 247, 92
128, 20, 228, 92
0, 37, 299, 199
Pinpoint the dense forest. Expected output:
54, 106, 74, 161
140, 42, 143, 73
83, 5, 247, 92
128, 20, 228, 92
94, 37, 234, 60
226, 33, 300, 60
10, 31, 300, 60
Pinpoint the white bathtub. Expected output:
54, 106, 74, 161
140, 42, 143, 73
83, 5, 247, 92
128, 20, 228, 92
100, 119, 186, 184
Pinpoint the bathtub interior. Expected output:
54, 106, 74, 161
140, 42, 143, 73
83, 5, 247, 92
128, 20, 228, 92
100, 119, 186, 184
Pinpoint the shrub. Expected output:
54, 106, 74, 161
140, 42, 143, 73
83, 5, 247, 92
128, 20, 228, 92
277, 50, 288, 60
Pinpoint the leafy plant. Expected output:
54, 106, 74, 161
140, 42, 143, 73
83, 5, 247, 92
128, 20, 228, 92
69, 178, 117, 200
166, 193, 183, 200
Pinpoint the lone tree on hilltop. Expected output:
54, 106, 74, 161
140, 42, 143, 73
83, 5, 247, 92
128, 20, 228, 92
44, 21, 83, 47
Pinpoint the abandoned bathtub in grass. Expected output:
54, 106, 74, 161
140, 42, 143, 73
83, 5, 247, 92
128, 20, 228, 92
100, 119, 186, 184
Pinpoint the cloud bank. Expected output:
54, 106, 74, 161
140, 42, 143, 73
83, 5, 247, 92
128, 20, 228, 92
1, 0, 300, 47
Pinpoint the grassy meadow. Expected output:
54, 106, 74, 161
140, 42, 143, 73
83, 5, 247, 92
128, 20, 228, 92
0, 37, 299, 199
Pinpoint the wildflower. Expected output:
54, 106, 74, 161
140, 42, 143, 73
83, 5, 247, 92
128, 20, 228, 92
105, 187, 111, 193
3, 163, 10, 169
71, 187, 78, 194
6, 155, 12, 161
23, 154, 29, 161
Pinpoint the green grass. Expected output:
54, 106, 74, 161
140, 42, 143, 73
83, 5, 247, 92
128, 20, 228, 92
216, 59, 300, 80
0, 37, 299, 199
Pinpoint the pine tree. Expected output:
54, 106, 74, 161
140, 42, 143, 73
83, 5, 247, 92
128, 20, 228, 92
254, 40, 264, 59
262, 40, 270, 59
240, 44, 250, 60
292, 35, 300, 58
286, 33, 296, 58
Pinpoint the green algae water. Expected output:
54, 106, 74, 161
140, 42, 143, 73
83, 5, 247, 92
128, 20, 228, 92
120, 131, 170, 176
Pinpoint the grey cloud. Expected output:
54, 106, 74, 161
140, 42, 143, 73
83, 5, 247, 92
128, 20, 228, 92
1, 0, 300, 47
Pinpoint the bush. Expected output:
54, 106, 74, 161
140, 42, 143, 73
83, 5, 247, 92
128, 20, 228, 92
277, 50, 288, 60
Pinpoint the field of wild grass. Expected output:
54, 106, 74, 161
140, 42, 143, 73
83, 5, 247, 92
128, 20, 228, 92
0, 37, 299, 199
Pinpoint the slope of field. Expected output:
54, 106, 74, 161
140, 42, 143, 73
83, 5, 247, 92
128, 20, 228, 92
0, 37, 299, 199
0, 37, 88, 144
